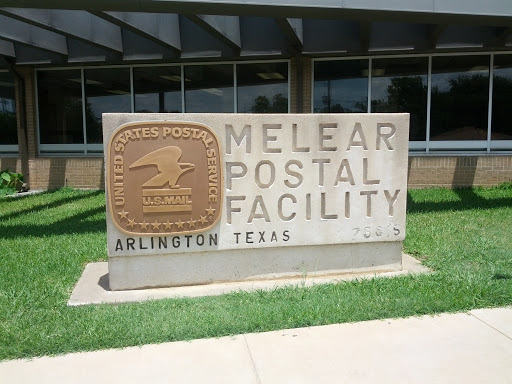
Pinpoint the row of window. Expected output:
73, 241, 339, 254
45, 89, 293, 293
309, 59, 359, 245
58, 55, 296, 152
36, 62, 289, 154
313, 53, 512, 151
2, 54, 512, 155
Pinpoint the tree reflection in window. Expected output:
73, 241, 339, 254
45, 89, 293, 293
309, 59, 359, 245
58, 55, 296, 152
250, 94, 287, 113
430, 56, 489, 141
237, 62, 288, 113
371, 57, 428, 141
313, 60, 369, 113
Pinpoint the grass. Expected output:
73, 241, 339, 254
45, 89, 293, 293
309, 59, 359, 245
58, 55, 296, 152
0, 185, 511, 360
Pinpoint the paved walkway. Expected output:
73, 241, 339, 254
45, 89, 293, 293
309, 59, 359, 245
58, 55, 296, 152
1, 307, 511, 383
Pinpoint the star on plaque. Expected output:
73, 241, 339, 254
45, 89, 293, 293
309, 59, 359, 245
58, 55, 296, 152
176, 219, 184, 229
117, 210, 129, 220
199, 215, 208, 225
152, 221, 161, 230
163, 221, 173, 230
187, 219, 196, 228
139, 221, 149, 230
205, 205, 216, 216
126, 218, 136, 228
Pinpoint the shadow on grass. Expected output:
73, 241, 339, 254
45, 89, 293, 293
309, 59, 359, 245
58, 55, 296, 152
0, 189, 104, 222
492, 273, 512, 280
407, 188, 512, 214
0, 205, 106, 239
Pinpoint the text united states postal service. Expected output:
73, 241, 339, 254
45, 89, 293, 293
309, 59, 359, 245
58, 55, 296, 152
104, 113, 409, 256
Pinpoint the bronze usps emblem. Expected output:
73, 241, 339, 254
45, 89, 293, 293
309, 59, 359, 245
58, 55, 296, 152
107, 121, 222, 235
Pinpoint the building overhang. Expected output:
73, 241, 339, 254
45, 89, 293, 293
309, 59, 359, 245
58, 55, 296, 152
0, 1, 511, 67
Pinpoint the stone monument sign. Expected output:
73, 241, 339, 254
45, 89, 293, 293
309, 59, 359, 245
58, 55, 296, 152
103, 113, 409, 290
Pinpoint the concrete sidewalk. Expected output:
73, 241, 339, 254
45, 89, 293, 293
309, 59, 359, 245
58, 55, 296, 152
1, 307, 511, 383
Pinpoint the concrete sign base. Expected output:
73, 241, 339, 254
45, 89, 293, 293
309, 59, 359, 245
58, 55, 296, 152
69, 254, 428, 306
109, 241, 402, 290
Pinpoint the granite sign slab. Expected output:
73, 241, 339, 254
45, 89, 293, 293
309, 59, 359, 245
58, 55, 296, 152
103, 113, 409, 290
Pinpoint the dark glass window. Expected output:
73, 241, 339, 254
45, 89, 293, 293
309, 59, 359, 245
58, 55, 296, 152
492, 55, 512, 140
134, 66, 182, 113
184, 65, 234, 113
38, 70, 84, 144
313, 60, 368, 113
371, 57, 428, 141
237, 62, 288, 113
0, 72, 17, 145
84, 68, 131, 144
430, 55, 489, 141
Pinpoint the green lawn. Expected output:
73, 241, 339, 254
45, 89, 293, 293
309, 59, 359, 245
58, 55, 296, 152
0, 185, 511, 360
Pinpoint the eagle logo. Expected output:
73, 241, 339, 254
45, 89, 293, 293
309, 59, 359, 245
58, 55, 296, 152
129, 146, 195, 188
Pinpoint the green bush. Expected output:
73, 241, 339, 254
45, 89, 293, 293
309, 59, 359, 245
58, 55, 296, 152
0, 169, 23, 196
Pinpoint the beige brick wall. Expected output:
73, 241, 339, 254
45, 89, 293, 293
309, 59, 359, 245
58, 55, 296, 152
16, 67, 37, 159
0, 158, 22, 173
288, 56, 312, 113
28, 157, 105, 190
2, 155, 509, 190
408, 156, 512, 188
289, 57, 297, 113
9, 67, 38, 188
302, 57, 312, 113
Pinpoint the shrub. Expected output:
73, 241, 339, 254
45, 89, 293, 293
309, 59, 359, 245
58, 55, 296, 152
0, 169, 23, 196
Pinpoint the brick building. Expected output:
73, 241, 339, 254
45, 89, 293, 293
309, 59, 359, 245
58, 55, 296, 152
0, 1, 511, 190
